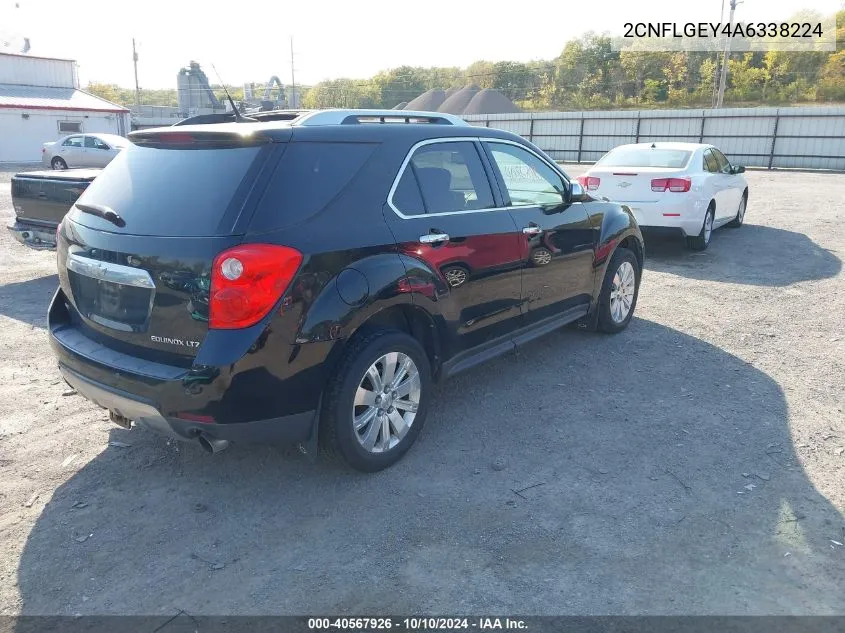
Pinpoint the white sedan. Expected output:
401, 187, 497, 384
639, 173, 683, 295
578, 142, 748, 250
41, 133, 128, 170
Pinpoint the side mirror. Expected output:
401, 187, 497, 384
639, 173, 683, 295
568, 181, 586, 202
732, 165, 745, 174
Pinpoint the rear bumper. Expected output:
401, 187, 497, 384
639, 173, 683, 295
617, 198, 706, 238
7, 219, 57, 250
60, 364, 314, 443
48, 288, 320, 445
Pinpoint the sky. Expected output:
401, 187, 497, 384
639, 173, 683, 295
0, 0, 840, 89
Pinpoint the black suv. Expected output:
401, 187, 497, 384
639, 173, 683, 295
49, 109, 644, 471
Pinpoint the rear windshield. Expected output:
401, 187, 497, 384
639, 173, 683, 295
68, 143, 265, 236
596, 148, 692, 169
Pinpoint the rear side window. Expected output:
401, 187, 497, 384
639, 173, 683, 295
711, 148, 731, 173
70, 143, 265, 236
249, 142, 377, 231
393, 169, 425, 216
703, 149, 719, 173
392, 141, 494, 215
597, 147, 691, 168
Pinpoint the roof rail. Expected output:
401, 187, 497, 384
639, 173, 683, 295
292, 109, 467, 127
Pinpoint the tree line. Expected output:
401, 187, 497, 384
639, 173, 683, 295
88, 10, 844, 112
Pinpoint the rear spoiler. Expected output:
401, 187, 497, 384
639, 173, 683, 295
173, 110, 310, 127
172, 112, 244, 126
128, 128, 272, 149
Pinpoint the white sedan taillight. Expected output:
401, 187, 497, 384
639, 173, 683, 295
576, 176, 601, 191
651, 177, 691, 192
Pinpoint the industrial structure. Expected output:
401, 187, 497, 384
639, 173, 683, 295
0, 52, 130, 163
131, 61, 299, 129
176, 61, 223, 114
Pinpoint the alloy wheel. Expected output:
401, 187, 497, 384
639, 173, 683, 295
609, 261, 636, 324
704, 211, 714, 243
352, 352, 421, 453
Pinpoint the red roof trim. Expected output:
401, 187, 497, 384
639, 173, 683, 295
0, 103, 128, 113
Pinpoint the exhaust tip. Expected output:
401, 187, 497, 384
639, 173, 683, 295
198, 433, 230, 455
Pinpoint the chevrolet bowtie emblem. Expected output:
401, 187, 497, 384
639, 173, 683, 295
617, 181, 632, 188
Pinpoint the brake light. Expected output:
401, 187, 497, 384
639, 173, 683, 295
576, 176, 601, 191
209, 244, 302, 329
156, 132, 195, 144
651, 177, 691, 193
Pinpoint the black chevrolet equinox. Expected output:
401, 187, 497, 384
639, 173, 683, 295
49, 109, 644, 471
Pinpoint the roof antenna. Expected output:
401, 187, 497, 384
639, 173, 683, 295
211, 63, 255, 123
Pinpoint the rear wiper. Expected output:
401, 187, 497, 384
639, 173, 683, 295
75, 203, 125, 228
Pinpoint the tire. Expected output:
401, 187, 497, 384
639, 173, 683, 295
686, 204, 715, 251
319, 330, 431, 472
596, 247, 640, 334
51, 157, 67, 170
727, 192, 747, 228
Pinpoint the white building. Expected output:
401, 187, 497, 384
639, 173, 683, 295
0, 52, 130, 163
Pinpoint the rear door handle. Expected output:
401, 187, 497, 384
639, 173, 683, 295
419, 233, 450, 244
522, 226, 542, 236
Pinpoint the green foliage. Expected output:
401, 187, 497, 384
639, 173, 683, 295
90, 10, 845, 113
85, 82, 179, 107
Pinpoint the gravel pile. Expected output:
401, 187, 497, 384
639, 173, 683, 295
404, 89, 446, 111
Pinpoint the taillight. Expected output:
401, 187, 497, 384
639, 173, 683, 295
576, 175, 601, 191
651, 177, 691, 193
209, 244, 302, 330
55, 221, 62, 244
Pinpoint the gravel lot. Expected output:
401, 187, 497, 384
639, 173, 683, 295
0, 165, 843, 616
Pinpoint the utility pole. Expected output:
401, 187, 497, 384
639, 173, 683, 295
712, 0, 725, 107
132, 38, 141, 110
715, 0, 741, 108
290, 36, 296, 109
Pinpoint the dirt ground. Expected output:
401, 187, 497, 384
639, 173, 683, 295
0, 166, 843, 617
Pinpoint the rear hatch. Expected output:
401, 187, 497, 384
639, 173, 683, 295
56, 128, 280, 365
